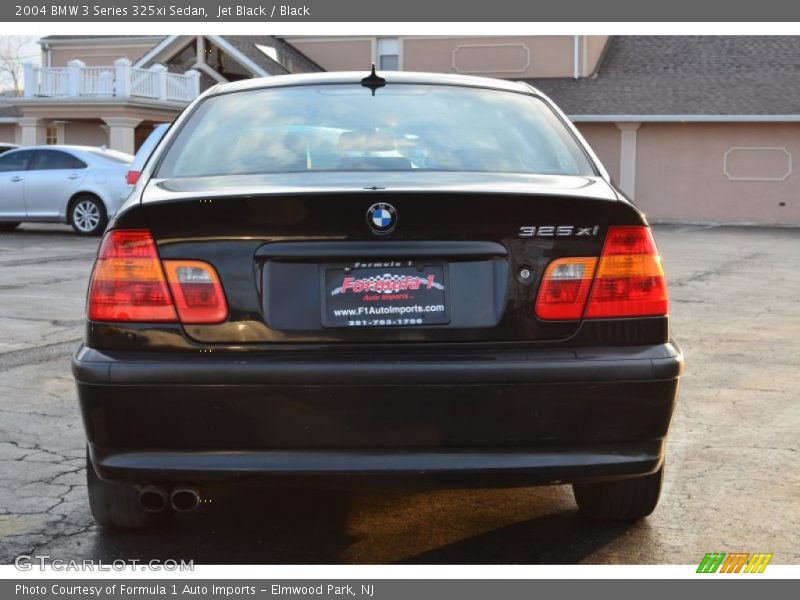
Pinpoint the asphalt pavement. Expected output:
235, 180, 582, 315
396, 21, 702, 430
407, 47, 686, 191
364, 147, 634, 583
0, 223, 798, 564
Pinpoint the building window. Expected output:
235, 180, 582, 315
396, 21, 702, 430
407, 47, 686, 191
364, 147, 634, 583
377, 38, 400, 71
45, 125, 58, 145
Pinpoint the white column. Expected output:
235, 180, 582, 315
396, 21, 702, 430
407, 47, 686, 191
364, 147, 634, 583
17, 117, 45, 146
616, 122, 641, 199
572, 35, 580, 79
52, 121, 67, 145
114, 57, 132, 98
67, 59, 85, 97
196, 36, 206, 66
22, 62, 36, 98
150, 64, 168, 101
103, 117, 141, 155
186, 69, 201, 99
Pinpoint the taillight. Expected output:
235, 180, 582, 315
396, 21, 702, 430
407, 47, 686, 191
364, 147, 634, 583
126, 170, 140, 185
87, 230, 176, 322
87, 230, 228, 324
534, 226, 668, 321
535, 257, 597, 320
584, 226, 668, 318
163, 261, 228, 324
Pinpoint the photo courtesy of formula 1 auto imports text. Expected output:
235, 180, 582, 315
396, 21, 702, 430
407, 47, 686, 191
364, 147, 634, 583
0, 0, 797, 597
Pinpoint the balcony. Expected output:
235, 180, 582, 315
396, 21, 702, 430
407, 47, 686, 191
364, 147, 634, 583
22, 58, 201, 104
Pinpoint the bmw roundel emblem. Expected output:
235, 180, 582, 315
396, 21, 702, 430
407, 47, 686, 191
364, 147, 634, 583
366, 202, 397, 234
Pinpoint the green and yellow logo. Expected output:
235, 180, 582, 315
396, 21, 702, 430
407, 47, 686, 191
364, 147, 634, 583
697, 552, 773, 573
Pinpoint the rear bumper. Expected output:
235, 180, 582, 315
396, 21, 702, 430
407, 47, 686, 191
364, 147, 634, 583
74, 342, 682, 488
87, 444, 665, 489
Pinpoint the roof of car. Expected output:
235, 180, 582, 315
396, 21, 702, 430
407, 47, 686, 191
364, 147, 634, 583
3, 145, 133, 161
7, 145, 117, 153
210, 71, 539, 96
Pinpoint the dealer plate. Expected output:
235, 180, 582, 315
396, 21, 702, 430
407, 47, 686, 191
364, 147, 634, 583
322, 262, 450, 328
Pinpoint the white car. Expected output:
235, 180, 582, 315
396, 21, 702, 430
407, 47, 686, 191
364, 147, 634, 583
0, 145, 133, 235
123, 123, 170, 199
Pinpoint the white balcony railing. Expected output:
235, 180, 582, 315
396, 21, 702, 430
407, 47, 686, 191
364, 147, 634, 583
23, 58, 201, 104
166, 72, 197, 102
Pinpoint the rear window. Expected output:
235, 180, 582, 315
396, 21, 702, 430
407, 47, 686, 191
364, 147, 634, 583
31, 150, 87, 170
0, 149, 33, 172
157, 84, 595, 178
86, 149, 132, 164
132, 124, 170, 169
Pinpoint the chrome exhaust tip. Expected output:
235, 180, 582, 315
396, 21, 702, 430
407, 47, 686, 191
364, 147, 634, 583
138, 486, 168, 512
170, 487, 200, 512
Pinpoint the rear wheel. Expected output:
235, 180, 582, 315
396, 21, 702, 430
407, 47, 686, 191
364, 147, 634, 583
70, 195, 107, 236
86, 448, 172, 530
0, 222, 20, 231
573, 464, 664, 520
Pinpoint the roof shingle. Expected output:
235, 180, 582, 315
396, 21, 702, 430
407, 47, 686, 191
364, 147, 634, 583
525, 36, 800, 116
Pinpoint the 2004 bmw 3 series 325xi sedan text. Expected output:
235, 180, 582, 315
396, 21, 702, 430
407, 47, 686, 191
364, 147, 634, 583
72, 71, 683, 529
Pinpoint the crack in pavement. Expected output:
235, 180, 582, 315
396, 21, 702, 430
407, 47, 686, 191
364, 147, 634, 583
669, 251, 767, 287
0, 316, 84, 328
0, 253, 97, 268
0, 408, 63, 419
0, 440, 92, 562
0, 339, 82, 372
0, 277, 89, 293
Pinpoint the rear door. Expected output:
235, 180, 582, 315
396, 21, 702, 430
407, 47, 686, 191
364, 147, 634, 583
0, 150, 33, 218
25, 149, 87, 218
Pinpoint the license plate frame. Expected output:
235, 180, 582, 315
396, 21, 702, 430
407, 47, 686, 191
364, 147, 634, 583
321, 261, 451, 328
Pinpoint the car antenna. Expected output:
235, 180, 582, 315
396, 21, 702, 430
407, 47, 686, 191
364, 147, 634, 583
360, 64, 386, 96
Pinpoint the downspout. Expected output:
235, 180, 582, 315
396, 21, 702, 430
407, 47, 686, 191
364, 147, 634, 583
43, 43, 52, 67
573, 35, 580, 79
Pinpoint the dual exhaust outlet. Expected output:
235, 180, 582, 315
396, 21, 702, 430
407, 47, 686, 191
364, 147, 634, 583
138, 485, 200, 513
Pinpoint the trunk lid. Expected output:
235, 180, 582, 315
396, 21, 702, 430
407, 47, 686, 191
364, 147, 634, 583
141, 172, 639, 345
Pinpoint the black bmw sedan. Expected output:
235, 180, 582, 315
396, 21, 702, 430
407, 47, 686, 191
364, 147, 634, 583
73, 70, 683, 529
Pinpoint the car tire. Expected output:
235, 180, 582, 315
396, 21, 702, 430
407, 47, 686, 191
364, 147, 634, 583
70, 195, 107, 236
572, 464, 664, 520
86, 448, 172, 530
0, 222, 20, 231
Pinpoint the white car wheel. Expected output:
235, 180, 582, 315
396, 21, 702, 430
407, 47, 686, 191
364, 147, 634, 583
71, 197, 107, 236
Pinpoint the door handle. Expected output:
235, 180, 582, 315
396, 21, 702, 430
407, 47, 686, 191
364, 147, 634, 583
68, 174, 79, 179
10, 176, 22, 182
